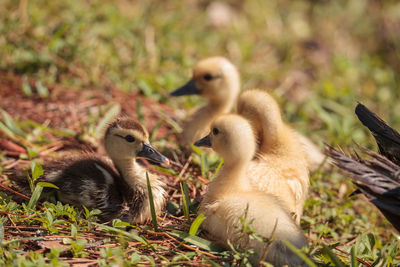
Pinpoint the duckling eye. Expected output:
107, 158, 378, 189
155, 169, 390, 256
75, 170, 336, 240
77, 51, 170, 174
203, 74, 213, 81
125, 135, 135, 143
212, 128, 219, 135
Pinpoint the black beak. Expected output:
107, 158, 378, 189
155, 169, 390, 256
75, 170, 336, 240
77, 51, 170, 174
137, 143, 169, 164
194, 134, 212, 147
170, 79, 200, 96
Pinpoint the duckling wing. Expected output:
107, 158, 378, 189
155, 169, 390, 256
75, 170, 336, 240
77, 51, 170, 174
39, 158, 128, 221
355, 103, 400, 163
327, 147, 400, 231
246, 159, 308, 220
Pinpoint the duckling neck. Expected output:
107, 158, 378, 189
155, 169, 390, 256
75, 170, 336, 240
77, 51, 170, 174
209, 94, 236, 114
212, 162, 252, 193
184, 101, 233, 143
260, 124, 290, 153
113, 158, 145, 189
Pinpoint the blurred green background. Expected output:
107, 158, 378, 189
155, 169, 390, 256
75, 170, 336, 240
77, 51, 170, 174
1, 0, 400, 145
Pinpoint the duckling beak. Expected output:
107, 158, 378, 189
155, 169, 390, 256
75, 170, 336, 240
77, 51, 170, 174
138, 142, 169, 164
194, 134, 212, 147
170, 79, 200, 96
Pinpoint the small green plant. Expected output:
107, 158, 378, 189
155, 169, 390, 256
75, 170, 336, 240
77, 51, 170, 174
63, 238, 89, 258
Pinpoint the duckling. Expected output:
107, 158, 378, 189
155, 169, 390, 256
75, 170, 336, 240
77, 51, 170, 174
327, 103, 400, 232
171, 56, 326, 171
195, 114, 307, 266
170, 57, 240, 144
13, 118, 169, 224
237, 89, 309, 222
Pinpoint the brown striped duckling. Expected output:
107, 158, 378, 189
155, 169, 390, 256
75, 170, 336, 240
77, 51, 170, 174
195, 114, 307, 266
22, 118, 168, 224
171, 56, 325, 171
237, 89, 309, 223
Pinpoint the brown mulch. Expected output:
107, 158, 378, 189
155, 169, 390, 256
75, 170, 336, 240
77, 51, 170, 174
0, 71, 179, 157
0, 72, 175, 131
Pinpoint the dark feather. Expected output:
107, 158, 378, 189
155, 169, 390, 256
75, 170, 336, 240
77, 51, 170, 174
355, 103, 400, 164
326, 146, 400, 232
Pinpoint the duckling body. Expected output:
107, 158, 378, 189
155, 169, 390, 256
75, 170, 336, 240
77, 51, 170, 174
171, 57, 325, 171
195, 114, 307, 266
18, 118, 168, 223
238, 89, 309, 221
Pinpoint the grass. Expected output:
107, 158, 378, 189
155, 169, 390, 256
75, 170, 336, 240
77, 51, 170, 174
1, 0, 400, 265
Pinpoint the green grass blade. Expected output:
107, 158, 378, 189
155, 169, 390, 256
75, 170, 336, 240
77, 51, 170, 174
350, 246, 358, 267
200, 153, 207, 177
1, 109, 24, 137
282, 240, 316, 267
0, 222, 4, 242
35, 81, 49, 98
27, 185, 43, 210
190, 144, 203, 156
180, 182, 190, 223
21, 79, 33, 97
92, 222, 149, 245
189, 213, 205, 236
159, 111, 182, 133
0, 121, 16, 139
30, 162, 44, 180
36, 182, 59, 189
146, 172, 158, 232
212, 159, 223, 179
170, 230, 223, 252
136, 99, 145, 126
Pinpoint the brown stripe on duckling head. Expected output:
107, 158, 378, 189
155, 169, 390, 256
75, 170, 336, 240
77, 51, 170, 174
106, 118, 149, 140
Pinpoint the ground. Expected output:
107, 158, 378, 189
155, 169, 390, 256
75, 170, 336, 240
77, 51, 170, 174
0, 0, 399, 266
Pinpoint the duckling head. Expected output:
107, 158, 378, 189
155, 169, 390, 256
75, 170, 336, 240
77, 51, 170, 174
104, 118, 169, 164
171, 57, 240, 105
195, 114, 256, 164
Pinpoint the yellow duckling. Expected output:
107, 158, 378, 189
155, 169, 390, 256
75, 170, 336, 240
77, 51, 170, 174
237, 89, 309, 222
171, 57, 325, 171
170, 56, 240, 144
195, 114, 307, 266
14, 118, 169, 224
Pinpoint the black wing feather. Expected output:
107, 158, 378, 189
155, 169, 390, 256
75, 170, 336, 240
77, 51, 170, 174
326, 146, 400, 232
355, 103, 400, 163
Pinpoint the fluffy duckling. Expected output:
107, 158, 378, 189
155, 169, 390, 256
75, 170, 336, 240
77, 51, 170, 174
170, 57, 240, 144
195, 114, 307, 266
237, 89, 309, 222
327, 103, 400, 231
171, 57, 325, 171
15, 118, 169, 224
